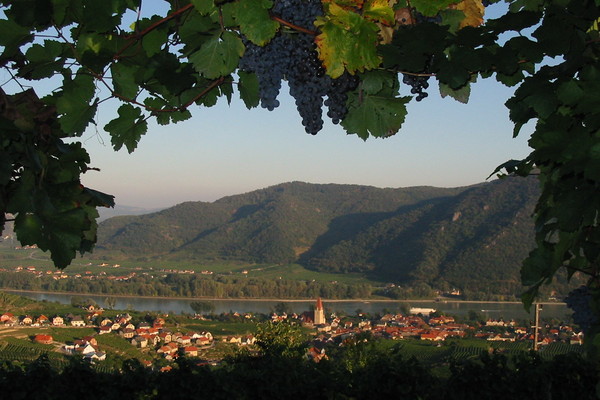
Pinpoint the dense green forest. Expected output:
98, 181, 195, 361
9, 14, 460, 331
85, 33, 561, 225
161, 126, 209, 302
0, 271, 374, 299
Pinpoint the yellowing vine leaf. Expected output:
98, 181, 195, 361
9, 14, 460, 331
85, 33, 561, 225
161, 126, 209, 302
322, 0, 365, 7
363, 0, 395, 24
453, 0, 485, 29
316, 3, 382, 78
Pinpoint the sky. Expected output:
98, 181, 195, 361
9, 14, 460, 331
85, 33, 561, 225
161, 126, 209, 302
78, 74, 532, 209
2, 2, 534, 210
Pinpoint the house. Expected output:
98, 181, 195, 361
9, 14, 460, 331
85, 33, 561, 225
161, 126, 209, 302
52, 316, 64, 326
157, 342, 179, 357
21, 315, 33, 325
0, 313, 15, 324
121, 328, 135, 339
306, 346, 327, 362
36, 315, 49, 325
84, 351, 106, 361
34, 334, 53, 344
182, 346, 198, 357
223, 336, 242, 344
76, 343, 97, 356
98, 326, 112, 335
70, 316, 86, 327
420, 331, 445, 341
177, 335, 191, 345
132, 336, 148, 348
145, 334, 160, 346
82, 336, 98, 346
241, 335, 256, 346
159, 332, 172, 343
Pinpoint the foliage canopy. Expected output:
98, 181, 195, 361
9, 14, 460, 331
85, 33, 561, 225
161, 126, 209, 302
1, 0, 600, 352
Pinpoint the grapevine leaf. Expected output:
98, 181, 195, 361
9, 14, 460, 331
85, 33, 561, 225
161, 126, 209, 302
0, 151, 11, 185
557, 79, 584, 106
111, 62, 139, 99
21, 40, 65, 80
234, 0, 279, 46
189, 31, 245, 79
238, 71, 260, 109
104, 104, 148, 153
363, 0, 395, 24
146, 100, 192, 126
342, 93, 410, 139
55, 73, 98, 135
14, 213, 45, 248
411, 0, 458, 17
191, 0, 217, 15
142, 27, 169, 57
360, 70, 400, 95
0, 17, 33, 48
440, 9, 467, 32
315, 19, 347, 78
435, 60, 471, 90
453, 0, 485, 29
316, 4, 381, 78
439, 81, 471, 103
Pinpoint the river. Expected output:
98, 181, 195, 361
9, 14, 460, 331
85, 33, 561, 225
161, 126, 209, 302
5, 290, 572, 320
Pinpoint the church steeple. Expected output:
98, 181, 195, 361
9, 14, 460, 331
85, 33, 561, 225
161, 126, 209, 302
314, 297, 325, 325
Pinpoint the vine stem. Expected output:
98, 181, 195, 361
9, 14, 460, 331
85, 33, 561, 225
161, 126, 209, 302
115, 4, 194, 60
271, 16, 317, 35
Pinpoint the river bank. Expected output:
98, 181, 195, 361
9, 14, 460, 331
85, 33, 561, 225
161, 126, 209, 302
2, 288, 571, 320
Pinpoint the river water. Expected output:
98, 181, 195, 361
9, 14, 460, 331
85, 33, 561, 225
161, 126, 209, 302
6, 290, 572, 321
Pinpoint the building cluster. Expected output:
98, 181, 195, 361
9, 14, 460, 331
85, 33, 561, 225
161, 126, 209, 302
270, 298, 584, 351
0, 297, 584, 367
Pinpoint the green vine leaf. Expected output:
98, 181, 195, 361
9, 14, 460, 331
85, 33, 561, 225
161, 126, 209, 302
55, 73, 98, 136
411, 0, 458, 17
439, 81, 471, 103
189, 31, 245, 79
238, 71, 260, 109
104, 104, 148, 153
342, 93, 410, 139
234, 0, 279, 46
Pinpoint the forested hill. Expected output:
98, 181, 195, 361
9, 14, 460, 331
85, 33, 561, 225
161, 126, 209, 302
97, 178, 539, 287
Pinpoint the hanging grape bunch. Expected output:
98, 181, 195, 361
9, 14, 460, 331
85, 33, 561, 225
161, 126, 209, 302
239, 0, 358, 135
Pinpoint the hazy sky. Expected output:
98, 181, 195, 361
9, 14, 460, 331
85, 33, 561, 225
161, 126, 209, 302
79, 76, 532, 209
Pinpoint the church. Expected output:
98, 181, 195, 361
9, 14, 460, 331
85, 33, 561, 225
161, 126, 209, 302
301, 297, 326, 327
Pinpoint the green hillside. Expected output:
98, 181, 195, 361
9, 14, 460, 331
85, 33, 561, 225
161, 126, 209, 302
98, 182, 466, 263
94, 178, 565, 295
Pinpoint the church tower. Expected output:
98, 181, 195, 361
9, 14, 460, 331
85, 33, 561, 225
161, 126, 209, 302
314, 297, 325, 325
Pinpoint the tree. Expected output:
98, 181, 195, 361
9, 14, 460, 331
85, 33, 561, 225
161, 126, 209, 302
254, 320, 307, 358
0, 0, 599, 354
104, 296, 116, 310
189, 300, 215, 315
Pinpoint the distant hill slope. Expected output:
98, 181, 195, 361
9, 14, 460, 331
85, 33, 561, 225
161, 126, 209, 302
96, 178, 541, 290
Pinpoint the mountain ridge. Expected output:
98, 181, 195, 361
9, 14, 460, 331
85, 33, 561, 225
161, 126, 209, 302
96, 178, 547, 295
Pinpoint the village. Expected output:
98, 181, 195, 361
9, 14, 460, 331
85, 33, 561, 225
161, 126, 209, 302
0, 296, 584, 369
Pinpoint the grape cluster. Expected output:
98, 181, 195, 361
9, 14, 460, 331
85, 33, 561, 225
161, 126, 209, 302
238, 0, 358, 134
414, 13, 442, 24
402, 73, 430, 101
564, 285, 598, 333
